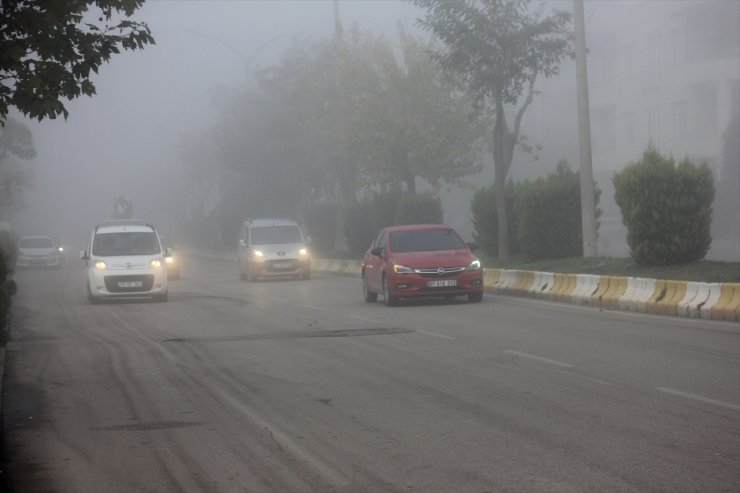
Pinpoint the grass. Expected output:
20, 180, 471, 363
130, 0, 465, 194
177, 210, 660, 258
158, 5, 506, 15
480, 254, 740, 283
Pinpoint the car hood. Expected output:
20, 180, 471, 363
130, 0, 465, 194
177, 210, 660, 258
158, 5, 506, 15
390, 249, 474, 268
95, 254, 160, 269
19, 247, 57, 256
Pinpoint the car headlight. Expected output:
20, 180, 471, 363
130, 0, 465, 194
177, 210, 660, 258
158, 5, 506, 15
58, 246, 64, 253
298, 248, 308, 256
252, 250, 264, 261
165, 256, 175, 264
150, 259, 162, 269
94, 261, 107, 270
466, 259, 481, 270
393, 263, 414, 274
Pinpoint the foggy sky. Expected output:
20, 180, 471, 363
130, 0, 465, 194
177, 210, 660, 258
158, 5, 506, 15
8, 1, 737, 257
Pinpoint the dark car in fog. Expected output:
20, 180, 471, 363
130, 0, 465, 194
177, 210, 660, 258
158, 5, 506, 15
361, 224, 484, 306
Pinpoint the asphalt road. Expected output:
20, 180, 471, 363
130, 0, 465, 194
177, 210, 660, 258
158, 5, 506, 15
2, 256, 738, 493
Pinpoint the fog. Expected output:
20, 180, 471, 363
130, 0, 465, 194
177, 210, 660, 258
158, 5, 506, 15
5, 0, 739, 260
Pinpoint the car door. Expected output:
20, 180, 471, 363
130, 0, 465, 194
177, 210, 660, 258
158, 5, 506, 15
365, 229, 387, 293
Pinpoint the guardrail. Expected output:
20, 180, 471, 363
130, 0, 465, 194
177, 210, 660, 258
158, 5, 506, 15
187, 249, 739, 322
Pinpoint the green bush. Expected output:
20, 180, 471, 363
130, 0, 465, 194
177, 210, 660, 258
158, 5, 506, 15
342, 191, 444, 254
302, 202, 337, 253
613, 145, 714, 266
515, 160, 601, 260
471, 181, 519, 256
395, 192, 443, 225
343, 200, 377, 254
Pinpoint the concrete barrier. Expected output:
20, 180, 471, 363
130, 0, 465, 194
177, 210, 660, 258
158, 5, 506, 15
699, 283, 723, 320
677, 282, 705, 318
571, 274, 600, 305
512, 270, 535, 297
533, 272, 555, 299
654, 280, 686, 316
711, 283, 740, 322
601, 276, 628, 310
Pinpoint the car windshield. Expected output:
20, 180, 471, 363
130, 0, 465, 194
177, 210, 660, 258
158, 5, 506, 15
389, 229, 467, 253
18, 237, 53, 248
250, 226, 302, 245
93, 232, 160, 256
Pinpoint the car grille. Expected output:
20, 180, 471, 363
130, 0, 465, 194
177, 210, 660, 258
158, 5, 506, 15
266, 260, 297, 272
414, 267, 465, 278
104, 275, 155, 293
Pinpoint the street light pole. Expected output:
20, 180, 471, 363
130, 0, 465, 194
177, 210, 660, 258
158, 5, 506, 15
574, 0, 598, 257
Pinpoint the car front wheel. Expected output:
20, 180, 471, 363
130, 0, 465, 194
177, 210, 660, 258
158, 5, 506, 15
383, 276, 397, 307
363, 272, 377, 303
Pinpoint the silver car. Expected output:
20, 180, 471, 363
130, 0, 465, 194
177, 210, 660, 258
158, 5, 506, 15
237, 219, 311, 281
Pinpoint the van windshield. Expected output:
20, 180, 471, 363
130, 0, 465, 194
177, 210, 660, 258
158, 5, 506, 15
250, 226, 302, 245
93, 232, 160, 256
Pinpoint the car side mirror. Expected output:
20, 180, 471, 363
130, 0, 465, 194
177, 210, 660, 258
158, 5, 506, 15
370, 246, 384, 257
467, 242, 479, 252
164, 247, 173, 257
80, 250, 89, 260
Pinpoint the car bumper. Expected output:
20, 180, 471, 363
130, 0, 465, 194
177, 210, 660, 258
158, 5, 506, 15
88, 269, 167, 298
17, 256, 61, 267
250, 258, 311, 278
386, 271, 483, 298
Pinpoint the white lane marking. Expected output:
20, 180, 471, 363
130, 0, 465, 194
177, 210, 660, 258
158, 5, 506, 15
504, 350, 574, 368
349, 315, 382, 324
415, 329, 455, 340
656, 387, 740, 411
303, 304, 327, 311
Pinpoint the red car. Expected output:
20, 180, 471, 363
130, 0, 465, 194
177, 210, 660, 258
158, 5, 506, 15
361, 224, 484, 306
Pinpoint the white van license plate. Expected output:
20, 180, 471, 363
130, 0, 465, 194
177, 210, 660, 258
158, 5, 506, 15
427, 280, 457, 288
118, 281, 143, 288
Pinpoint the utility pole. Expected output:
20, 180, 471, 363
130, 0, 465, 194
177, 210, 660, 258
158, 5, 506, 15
574, 0, 598, 257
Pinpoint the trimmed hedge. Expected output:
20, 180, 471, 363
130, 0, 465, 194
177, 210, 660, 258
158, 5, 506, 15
614, 145, 714, 266
471, 181, 519, 257
302, 202, 337, 254
343, 191, 444, 254
515, 160, 601, 259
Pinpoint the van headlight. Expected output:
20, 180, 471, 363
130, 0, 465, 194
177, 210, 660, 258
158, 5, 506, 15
252, 250, 264, 261
298, 248, 308, 256
466, 259, 481, 270
150, 259, 162, 269
94, 261, 107, 270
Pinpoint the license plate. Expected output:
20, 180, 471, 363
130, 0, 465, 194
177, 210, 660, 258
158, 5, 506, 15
427, 280, 457, 288
273, 262, 292, 269
118, 281, 143, 288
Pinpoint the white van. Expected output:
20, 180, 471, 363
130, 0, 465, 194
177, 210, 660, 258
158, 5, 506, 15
237, 219, 310, 281
81, 220, 169, 303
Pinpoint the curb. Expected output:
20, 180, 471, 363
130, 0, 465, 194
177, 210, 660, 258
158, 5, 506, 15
186, 249, 740, 322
